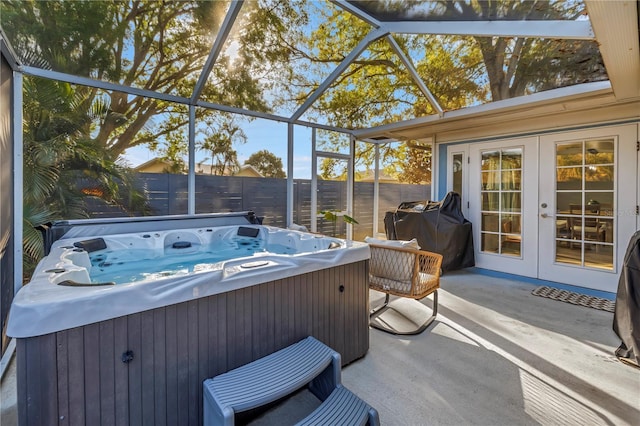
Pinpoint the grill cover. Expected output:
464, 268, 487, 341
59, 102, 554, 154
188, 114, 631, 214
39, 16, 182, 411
384, 192, 475, 272
613, 230, 640, 368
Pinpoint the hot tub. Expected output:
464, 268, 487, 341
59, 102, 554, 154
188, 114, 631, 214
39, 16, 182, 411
8, 212, 371, 426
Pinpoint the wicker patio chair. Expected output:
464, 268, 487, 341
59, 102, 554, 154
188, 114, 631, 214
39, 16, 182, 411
368, 242, 443, 335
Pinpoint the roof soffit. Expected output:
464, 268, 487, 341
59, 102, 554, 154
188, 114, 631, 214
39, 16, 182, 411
352, 81, 640, 141
584, 0, 640, 100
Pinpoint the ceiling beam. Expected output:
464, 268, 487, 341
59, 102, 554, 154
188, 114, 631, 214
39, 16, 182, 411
353, 81, 613, 138
196, 100, 353, 134
330, 0, 381, 28
383, 20, 595, 40
386, 35, 443, 117
0, 28, 21, 70
290, 27, 388, 121
23, 66, 190, 104
585, 0, 640, 100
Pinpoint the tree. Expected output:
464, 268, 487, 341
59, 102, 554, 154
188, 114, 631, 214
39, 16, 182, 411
3, 0, 608, 201
419, 0, 605, 100
244, 150, 286, 178
275, 0, 604, 180
1, 0, 280, 159
398, 142, 433, 184
197, 115, 247, 176
21, 76, 150, 276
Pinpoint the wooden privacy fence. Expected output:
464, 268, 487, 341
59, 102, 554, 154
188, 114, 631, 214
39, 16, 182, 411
86, 173, 431, 240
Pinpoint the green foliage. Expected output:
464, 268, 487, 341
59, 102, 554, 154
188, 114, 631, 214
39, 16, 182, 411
197, 114, 247, 175
408, 0, 605, 100
398, 142, 433, 184
1, 0, 271, 158
21, 76, 151, 277
319, 210, 359, 225
244, 150, 286, 178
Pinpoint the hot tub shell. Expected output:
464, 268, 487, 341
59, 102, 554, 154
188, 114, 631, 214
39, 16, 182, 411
9, 213, 370, 426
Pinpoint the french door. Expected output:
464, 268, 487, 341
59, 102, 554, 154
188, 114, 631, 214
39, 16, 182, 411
465, 125, 637, 292
469, 137, 539, 277
538, 125, 637, 292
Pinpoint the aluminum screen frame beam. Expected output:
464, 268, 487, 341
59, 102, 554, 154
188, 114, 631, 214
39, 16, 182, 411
386, 35, 443, 117
383, 20, 595, 40
23, 66, 355, 136
331, 0, 381, 28
334, 1, 443, 119
196, 100, 353, 134
290, 27, 388, 121
190, 1, 244, 104
23, 66, 190, 104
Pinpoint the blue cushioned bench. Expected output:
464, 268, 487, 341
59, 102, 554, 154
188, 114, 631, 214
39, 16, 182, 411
203, 336, 379, 426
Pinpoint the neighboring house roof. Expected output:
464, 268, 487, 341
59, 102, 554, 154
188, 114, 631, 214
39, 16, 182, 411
134, 158, 264, 177
134, 158, 185, 174
357, 169, 398, 183
194, 161, 264, 177
234, 164, 263, 177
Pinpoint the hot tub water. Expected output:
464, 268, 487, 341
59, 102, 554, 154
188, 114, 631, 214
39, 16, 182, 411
38, 224, 347, 288
88, 239, 298, 284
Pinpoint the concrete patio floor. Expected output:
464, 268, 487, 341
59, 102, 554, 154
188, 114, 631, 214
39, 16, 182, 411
250, 269, 639, 425
2, 269, 639, 425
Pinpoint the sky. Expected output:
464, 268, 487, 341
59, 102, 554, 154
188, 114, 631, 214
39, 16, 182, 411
122, 118, 316, 179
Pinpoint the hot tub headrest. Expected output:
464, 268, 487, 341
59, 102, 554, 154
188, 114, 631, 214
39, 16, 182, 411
237, 226, 260, 238
73, 238, 107, 253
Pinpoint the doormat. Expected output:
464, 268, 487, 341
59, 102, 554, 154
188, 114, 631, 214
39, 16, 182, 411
531, 286, 615, 312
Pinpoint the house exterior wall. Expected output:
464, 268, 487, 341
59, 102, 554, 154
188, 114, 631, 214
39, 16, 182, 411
435, 109, 639, 292
436, 102, 640, 200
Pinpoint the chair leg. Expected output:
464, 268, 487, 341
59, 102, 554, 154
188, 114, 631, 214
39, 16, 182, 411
369, 293, 391, 319
369, 291, 438, 335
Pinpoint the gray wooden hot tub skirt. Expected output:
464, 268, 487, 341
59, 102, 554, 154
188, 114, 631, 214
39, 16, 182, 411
16, 260, 369, 426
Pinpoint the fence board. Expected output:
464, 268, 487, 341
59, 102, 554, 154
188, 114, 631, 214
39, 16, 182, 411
86, 173, 430, 237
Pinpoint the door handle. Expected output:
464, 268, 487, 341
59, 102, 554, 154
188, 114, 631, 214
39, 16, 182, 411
540, 213, 554, 218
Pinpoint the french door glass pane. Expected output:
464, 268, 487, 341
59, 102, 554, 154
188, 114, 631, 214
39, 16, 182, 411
482, 192, 500, 211
501, 192, 521, 212
482, 171, 500, 190
453, 153, 463, 199
555, 139, 615, 270
556, 167, 582, 190
585, 140, 614, 164
480, 147, 522, 256
556, 142, 582, 166
585, 166, 614, 190
501, 148, 522, 168
481, 151, 500, 170
482, 213, 500, 233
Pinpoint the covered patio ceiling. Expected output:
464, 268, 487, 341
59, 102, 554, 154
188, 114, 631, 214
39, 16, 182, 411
356, 0, 640, 143
2, 0, 638, 142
